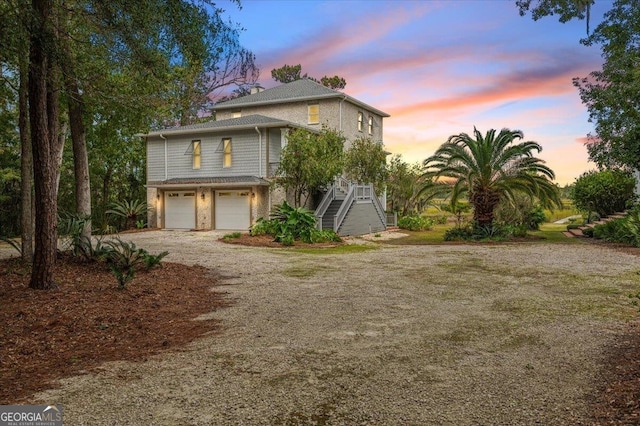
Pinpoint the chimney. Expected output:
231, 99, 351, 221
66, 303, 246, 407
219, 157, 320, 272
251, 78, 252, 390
250, 85, 264, 94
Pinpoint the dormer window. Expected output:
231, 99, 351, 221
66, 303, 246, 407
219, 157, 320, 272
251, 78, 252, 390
357, 112, 363, 132
308, 103, 319, 124
368, 116, 373, 135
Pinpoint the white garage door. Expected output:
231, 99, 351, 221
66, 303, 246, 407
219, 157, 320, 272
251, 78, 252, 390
215, 190, 250, 230
164, 191, 196, 229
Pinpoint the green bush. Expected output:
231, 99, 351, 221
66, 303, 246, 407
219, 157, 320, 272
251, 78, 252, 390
582, 227, 595, 238
494, 195, 547, 230
443, 223, 513, 241
250, 202, 342, 245
593, 218, 634, 245
398, 215, 434, 231
106, 199, 148, 230
436, 215, 448, 225
311, 229, 342, 243
570, 169, 636, 217
105, 238, 168, 289
250, 217, 279, 236
105, 239, 147, 289
142, 250, 169, 269
443, 225, 475, 241
223, 232, 242, 240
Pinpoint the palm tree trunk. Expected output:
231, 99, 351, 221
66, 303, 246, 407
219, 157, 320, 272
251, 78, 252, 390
470, 189, 501, 228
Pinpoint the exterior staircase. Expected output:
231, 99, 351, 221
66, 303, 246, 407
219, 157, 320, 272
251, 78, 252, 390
322, 198, 344, 230
315, 176, 386, 236
563, 211, 628, 238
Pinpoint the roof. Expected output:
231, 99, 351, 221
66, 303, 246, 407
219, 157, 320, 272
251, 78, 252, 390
148, 176, 270, 187
214, 79, 390, 117
144, 115, 302, 138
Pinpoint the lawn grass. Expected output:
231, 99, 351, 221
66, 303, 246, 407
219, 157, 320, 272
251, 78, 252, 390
544, 199, 581, 223
382, 222, 582, 245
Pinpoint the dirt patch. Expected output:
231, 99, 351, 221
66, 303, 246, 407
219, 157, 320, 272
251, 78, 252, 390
0, 255, 228, 404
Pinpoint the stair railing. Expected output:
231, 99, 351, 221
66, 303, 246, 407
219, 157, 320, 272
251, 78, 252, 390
369, 185, 387, 226
334, 184, 355, 232
335, 176, 350, 194
314, 184, 336, 230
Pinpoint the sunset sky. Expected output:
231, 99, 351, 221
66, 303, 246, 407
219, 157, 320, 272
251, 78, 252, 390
220, 0, 608, 185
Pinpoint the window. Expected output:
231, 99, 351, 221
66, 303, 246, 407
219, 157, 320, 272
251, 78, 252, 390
223, 138, 232, 167
232, 110, 241, 118
192, 140, 201, 169
185, 140, 201, 169
357, 112, 363, 132
308, 103, 319, 124
368, 116, 373, 135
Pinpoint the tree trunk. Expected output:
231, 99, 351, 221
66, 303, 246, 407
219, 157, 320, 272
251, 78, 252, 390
29, 0, 59, 290
470, 189, 501, 228
19, 47, 34, 262
62, 41, 91, 240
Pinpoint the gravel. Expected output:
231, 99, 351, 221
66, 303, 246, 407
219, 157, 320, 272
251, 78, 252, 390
15, 231, 640, 425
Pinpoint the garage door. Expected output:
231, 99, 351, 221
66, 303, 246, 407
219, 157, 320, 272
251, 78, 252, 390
164, 191, 196, 229
215, 190, 250, 230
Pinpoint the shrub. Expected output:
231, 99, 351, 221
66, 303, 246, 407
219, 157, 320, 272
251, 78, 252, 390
223, 232, 242, 240
444, 225, 475, 241
253, 201, 318, 244
250, 217, 279, 236
106, 199, 148, 230
58, 211, 91, 254
570, 169, 636, 217
310, 229, 342, 243
398, 215, 434, 231
250, 204, 341, 245
105, 238, 168, 289
582, 227, 595, 238
142, 250, 169, 270
621, 208, 640, 247
494, 195, 547, 230
436, 215, 448, 225
593, 218, 634, 245
105, 239, 147, 289
443, 223, 514, 241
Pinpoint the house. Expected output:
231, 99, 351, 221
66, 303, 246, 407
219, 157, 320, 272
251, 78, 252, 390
143, 78, 390, 235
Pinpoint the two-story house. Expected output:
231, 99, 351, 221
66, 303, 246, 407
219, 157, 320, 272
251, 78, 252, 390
143, 78, 389, 235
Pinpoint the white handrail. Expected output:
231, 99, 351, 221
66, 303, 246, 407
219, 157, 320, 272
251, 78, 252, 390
314, 185, 336, 230
334, 185, 355, 232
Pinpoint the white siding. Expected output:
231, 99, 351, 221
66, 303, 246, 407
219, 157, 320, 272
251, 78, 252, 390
147, 130, 264, 181
147, 139, 166, 181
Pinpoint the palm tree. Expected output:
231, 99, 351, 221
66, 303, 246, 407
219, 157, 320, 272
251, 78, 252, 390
423, 128, 561, 228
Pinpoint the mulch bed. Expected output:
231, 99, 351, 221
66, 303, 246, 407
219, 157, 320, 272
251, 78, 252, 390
0, 254, 229, 404
586, 320, 640, 425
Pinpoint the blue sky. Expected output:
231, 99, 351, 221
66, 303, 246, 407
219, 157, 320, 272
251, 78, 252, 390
219, 0, 608, 185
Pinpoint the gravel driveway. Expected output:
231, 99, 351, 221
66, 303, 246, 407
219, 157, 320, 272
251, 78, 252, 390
25, 231, 640, 424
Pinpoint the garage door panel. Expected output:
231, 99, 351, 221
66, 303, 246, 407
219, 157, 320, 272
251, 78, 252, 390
215, 191, 250, 230
165, 191, 196, 229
